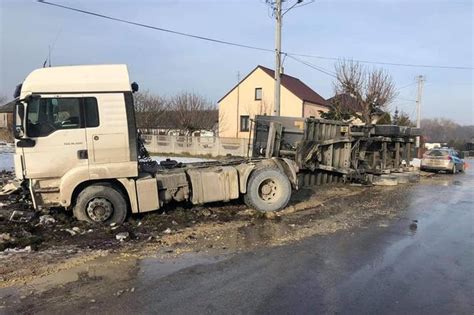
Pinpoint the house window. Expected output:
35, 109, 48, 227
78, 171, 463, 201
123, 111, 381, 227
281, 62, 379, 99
255, 88, 262, 100
240, 115, 250, 132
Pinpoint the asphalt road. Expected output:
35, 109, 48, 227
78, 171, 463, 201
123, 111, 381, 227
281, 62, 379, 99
92, 169, 473, 315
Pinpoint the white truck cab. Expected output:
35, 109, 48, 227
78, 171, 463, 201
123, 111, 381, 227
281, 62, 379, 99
13, 65, 297, 224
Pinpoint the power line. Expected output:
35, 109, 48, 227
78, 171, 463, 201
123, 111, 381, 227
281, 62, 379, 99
286, 54, 337, 78
396, 81, 417, 91
38, 0, 474, 71
287, 52, 473, 70
395, 96, 417, 102
37, 0, 273, 53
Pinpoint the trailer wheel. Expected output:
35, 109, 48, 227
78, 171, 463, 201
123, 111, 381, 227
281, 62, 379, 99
73, 184, 127, 224
244, 167, 291, 212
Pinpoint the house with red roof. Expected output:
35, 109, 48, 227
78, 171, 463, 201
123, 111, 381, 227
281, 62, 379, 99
218, 65, 330, 138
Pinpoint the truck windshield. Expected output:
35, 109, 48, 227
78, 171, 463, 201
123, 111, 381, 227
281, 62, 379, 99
26, 97, 99, 137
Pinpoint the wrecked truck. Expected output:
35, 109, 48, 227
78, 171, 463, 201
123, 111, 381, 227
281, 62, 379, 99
10, 64, 298, 224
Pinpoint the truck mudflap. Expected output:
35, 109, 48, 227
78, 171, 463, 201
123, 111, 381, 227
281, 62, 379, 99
271, 158, 299, 190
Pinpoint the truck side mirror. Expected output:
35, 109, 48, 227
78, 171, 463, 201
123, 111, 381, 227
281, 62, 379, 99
14, 101, 25, 140
131, 82, 139, 93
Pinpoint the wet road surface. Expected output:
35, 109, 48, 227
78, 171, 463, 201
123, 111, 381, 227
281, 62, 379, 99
4, 169, 474, 314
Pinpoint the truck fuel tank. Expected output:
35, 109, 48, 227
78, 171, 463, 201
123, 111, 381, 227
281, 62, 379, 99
186, 166, 239, 204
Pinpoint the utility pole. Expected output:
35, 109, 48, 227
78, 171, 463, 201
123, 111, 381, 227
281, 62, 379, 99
415, 75, 425, 149
273, 0, 282, 116
267, 0, 305, 116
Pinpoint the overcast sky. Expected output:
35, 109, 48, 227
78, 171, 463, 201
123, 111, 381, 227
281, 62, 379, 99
1, 0, 473, 124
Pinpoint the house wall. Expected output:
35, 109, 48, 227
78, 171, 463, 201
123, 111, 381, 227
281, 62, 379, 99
303, 102, 329, 118
218, 67, 303, 138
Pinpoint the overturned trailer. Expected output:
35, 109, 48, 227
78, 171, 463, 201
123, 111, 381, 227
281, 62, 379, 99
252, 115, 421, 185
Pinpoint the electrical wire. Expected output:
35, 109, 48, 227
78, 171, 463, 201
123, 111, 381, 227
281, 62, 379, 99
287, 52, 473, 70
291, 0, 316, 10
286, 54, 337, 78
396, 81, 417, 91
37, 0, 273, 53
395, 96, 417, 102
38, 0, 474, 71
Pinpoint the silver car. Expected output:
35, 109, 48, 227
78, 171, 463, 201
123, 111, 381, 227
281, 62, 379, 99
420, 148, 465, 173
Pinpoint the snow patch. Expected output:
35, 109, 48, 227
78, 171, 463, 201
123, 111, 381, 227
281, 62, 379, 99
0, 145, 14, 172
410, 158, 421, 168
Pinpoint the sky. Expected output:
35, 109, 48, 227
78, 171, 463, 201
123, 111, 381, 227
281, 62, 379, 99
0, 0, 473, 125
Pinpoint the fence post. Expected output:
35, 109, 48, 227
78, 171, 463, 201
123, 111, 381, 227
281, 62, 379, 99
242, 138, 248, 157
215, 137, 220, 157
150, 135, 155, 153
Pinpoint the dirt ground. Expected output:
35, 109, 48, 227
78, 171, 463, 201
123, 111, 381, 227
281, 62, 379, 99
0, 171, 420, 290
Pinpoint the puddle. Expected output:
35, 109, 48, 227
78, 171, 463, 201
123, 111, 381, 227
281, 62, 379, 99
137, 252, 227, 283
0, 250, 229, 303
237, 220, 293, 247
0, 253, 137, 299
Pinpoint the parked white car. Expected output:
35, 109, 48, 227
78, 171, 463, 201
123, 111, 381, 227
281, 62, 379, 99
420, 148, 465, 173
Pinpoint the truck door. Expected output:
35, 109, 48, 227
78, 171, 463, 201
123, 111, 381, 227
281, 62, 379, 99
85, 93, 135, 171
22, 96, 91, 179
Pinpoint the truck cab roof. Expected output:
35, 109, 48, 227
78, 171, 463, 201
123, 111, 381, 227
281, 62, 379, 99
20, 64, 132, 98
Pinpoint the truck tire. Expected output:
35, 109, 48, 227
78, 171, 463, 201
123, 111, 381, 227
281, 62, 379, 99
73, 184, 127, 224
244, 167, 291, 212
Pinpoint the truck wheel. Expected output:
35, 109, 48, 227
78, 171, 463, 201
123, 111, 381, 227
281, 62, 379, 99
73, 184, 127, 224
244, 167, 291, 212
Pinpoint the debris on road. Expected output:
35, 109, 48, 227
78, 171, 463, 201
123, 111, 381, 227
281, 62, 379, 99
116, 232, 130, 242
2, 245, 32, 254
198, 208, 212, 217
372, 175, 398, 186
38, 215, 56, 225
64, 229, 77, 236
9, 210, 35, 223
0, 181, 21, 196
0, 232, 13, 243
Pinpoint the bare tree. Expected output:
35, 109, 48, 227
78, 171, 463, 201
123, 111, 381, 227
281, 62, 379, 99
134, 90, 168, 131
169, 92, 217, 133
0, 95, 7, 105
334, 60, 397, 124
421, 118, 473, 144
